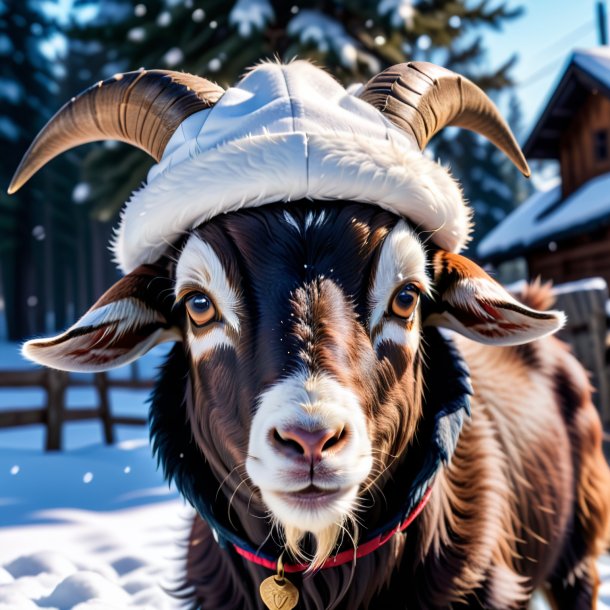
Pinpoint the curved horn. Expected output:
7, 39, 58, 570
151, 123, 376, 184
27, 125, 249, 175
8, 70, 224, 194
358, 62, 530, 177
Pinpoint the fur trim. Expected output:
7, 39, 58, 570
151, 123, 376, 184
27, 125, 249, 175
111, 61, 471, 273
113, 132, 469, 272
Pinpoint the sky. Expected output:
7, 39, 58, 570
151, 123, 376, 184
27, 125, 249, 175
484, 0, 600, 136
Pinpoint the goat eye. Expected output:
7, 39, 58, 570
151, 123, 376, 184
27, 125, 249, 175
390, 284, 420, 320
185, 292, 216, 327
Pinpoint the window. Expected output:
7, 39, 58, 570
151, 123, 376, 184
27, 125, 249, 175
594, 129, 609, 162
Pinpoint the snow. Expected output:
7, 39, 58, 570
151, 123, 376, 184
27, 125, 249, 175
191, 8, 205, 23
72, 183, 91, 204
162, 48, 184, 68
287, 10, 378, 71
0, 459, 186, 608
156, 11, 172, 27
208, 58, 222, 72
448, 15, 461, 29
0, 342, 186, 609
229, 0, 274, 37
416, 34, 432, 50
477, 172, 610, 260
573, 47, 610, 92
378, 0, 415, 28
552, 276, 608, 295
1, 338, 609, 609
0, 500, 187, 609
480, 174, 513, 200
0, 77, 23, 104
32, 225, 46, 241
127, 27, 146, 43
0, 33, 13, 55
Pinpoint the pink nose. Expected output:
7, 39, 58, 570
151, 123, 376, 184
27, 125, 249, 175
271, 426, 348, 462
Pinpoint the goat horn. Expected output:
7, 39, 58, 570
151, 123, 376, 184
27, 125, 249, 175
358, 62, 530, 177
8, 70, 224, 194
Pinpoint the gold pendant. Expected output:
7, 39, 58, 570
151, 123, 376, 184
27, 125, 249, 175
259, 554, 299, 610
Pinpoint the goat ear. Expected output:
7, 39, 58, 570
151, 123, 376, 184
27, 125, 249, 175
22, 264, 180, 372
424, 251, 565, 346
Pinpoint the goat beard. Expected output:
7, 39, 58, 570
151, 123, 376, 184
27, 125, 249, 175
279, 514, 360, 572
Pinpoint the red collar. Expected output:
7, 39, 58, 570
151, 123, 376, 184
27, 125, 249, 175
232, 487, 432, 573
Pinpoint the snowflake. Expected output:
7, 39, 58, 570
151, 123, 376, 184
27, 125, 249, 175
288, 10, 375, 71
417, 34, 431, 50
378, 0, 415, 28
157, 11, 171, 27
163, 47, 184, 67
72, 183, 91, 204
208, 58, 222, 72
0, 32, 13, 55
127, 27, 146, 43
32, 226, 46, 241
0, 78, 23, 104
0, 116, 21, 142
192, 8, 205, 22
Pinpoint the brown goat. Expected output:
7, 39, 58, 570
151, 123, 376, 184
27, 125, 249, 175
20, 203, 610, 609
10, 59, 610, 610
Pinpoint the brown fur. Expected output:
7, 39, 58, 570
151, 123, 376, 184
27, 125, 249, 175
182, 331, 610, 610
49, 204, 607, 609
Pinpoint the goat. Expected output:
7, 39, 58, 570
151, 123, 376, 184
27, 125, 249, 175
10, 60, 610, 609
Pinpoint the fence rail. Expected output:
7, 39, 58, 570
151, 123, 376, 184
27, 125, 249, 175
0, 368, 153, 451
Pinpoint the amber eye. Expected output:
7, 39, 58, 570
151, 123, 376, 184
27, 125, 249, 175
185, 292, 216, 327
390, 284, 421, 320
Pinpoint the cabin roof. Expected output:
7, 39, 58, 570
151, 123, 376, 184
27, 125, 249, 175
523, 47, 610, 160
477, 171, 610, 261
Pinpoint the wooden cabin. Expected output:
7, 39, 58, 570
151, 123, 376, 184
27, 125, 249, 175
479, 48, 610, 423
478, 47, 610, 286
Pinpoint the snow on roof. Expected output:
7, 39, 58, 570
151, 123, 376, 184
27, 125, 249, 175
552, 276, 608, 295
524, 47, 610, 159
573, 47, 610, 92
478, 171, 610, 260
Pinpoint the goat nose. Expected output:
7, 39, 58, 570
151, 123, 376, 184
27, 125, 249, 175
271, 426, 348, 462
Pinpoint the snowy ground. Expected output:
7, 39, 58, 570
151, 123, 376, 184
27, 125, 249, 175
0, 341, 609, 609
0, 343, 189, 609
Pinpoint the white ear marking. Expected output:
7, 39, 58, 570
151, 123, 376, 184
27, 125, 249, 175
21, 264, 179, 372
427, 251, 566, 346
21, 298, 178, 372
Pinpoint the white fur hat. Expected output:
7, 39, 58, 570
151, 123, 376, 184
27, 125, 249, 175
112, 61, 470, 273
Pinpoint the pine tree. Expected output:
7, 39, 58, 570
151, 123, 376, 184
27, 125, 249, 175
0, 0, 70, 339
68, 0, 525, 221
1, 0, 523, 338
0, 1, 115, 339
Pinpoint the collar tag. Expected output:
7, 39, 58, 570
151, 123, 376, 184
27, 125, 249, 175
259, 554, 299, 610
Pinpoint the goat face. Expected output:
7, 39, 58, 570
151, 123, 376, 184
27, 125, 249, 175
22, 202, 564, 568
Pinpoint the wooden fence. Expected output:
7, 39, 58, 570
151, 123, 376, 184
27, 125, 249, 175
553, 278, 610, 425
0, 368, 152, 451
2, 278, 610, 449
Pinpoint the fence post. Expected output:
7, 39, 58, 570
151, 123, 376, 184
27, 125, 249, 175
45, 370, 67, 451
95, 372, 114, 445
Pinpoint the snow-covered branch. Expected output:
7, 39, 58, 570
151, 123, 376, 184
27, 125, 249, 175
229, 0, 274, 37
